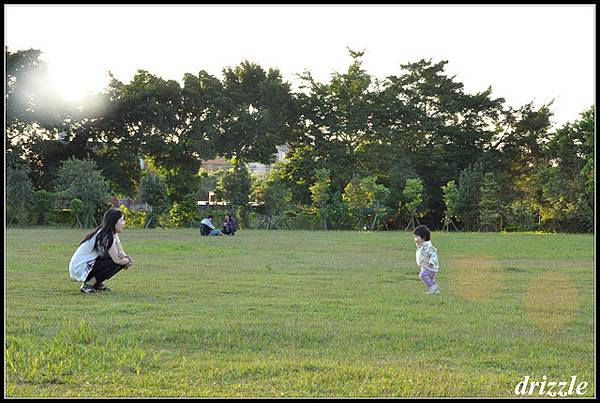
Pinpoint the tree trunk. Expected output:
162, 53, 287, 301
370, 212, 378, 231
407, 211, 418, 231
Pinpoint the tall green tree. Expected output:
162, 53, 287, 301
6, 48, 67, 128
296, 49, 378, 193
441, 180, 459, 231
278, 142, 323, 206
252, 164, 293, 229
53, 158, 110, 227
455, 162, 484, 231
219, 61, 299, 164
6, 157, 35, 225
537, 106, 594, 232
168, 193, 200, 228
309, 168, 333, 230
215, 161, 252, 228
381, 59, 506, 227
100, 71, 187, 200
343, 176, 390, 230
140, 171, 171, 228
69, 198, 85, 228
402, 178, 425, 230
478, 172, 503, 231
383, 156, 418, 220
6, 48, 79, 191
31, 189, 56, 225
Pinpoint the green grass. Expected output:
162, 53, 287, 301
5, 228, 595, 397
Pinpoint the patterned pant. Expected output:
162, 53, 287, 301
419, 267, 438, 288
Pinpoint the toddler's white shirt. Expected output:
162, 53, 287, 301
416, 240, 439, 272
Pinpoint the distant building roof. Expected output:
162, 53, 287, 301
201, 158, 231, 172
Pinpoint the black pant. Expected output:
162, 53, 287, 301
85, 254, 125, 283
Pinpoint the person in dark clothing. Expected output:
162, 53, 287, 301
222, 213, 237, 236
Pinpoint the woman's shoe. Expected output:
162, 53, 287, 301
80, 284, 96, 293
94, 282, 112, 291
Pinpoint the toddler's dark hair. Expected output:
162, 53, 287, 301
413, 225, 431, 241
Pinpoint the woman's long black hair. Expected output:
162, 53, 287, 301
80, 208, 123, 253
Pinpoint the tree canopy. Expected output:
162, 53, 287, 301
5, 47, 593, 232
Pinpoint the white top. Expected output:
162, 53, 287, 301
416, 240, 439, 272
68, 231, 120, 282
200, 218, 216, 230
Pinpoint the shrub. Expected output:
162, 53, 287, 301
118, 205, 146, 229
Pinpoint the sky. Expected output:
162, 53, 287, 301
5, 4, 596, 128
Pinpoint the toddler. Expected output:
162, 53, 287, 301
413, 225, 440, 294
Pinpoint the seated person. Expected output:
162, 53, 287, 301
200, 215, 223, 236
222, 213, 237, 236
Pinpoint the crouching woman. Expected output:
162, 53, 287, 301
69, 208, 133, 293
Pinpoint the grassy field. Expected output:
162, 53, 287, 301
5, 228, 595, 397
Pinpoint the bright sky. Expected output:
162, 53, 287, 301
5, 4, 596, 128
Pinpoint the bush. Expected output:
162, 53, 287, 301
503, 201, 539, 232
250, 208, 331, 231
31, 190, 57, 225
6, 163, 34, 225
169, 194, 201, 228
289, 210, 321, 230
118, 205, 146, 229
54, 158, 110, 228
47, 209, 74, 225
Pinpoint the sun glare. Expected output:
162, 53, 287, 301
47, 62, 106, 103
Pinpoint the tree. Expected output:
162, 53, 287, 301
403, 178, 424, 230
382, 156, 418, 222
219, 61, 299, 164
343, 176, 390, 230
537, 106, 594, 232
53, 158, 110, 228
94, 145, 142, 198
252, 164, 292, 229
100, 70, 191, 202
69, 198, 84, 228
6, 48, 77, 191
381, 58, 506, 227
309, 168, 333, 230
31, 189, 56, 225
441, 180, 459, 231
278, 142, 323, 206
169, 193, 200, 228
365, 177, 391, 231
215, 161, 252, 228
6, 48, 67, 128
197, 169, 223, 203
6, 160, 34, 224
479, 173, 503, 231
455, 162, 484, 231
140, 171, 171, 228
296, 49, 379, 193
481, 102, 555, 232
